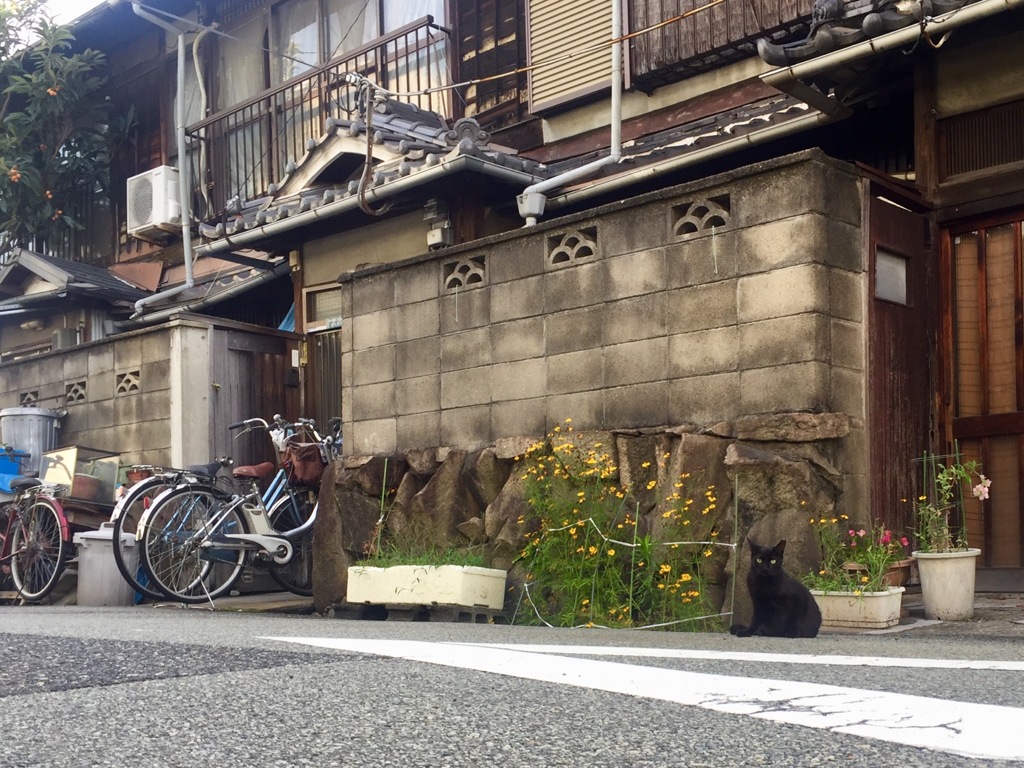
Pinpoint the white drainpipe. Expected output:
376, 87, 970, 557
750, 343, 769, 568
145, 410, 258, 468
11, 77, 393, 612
119, 2, 197, 317
517, 0, 624, 225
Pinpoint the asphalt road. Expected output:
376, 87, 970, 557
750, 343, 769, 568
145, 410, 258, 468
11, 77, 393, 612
1, 606, 1022, 767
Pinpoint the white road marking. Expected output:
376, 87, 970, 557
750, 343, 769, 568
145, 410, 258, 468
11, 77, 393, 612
265, 637, 1024, 762
466, 644, 1024, 672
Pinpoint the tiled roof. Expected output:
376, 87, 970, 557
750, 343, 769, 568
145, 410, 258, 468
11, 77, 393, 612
0, 248, 148, 310
198, 103, 547, 242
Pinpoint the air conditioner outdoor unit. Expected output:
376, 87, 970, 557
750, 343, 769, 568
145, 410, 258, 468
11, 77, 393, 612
126, 165, 181, 241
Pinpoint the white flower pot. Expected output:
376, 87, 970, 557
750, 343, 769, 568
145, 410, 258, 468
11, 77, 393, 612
346, 565, 507, 610
911, 548, 981, 620
810, 587, 905, 629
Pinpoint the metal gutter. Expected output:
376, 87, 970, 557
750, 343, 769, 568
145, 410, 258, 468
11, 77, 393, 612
545, 109, 830, 209
192, 155, 542, 258
761, 0, 1024, 115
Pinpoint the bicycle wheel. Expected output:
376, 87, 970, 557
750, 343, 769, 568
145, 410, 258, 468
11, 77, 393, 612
110, 476, 176, 601
267, 488, 317, 596
140, 486, 248, 604
10, 497, 68, 602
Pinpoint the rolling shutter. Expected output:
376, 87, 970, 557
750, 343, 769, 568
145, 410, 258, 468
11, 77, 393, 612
528, 0, 612, 113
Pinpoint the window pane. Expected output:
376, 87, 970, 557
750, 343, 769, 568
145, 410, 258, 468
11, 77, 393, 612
875, 248, 908, 305
273, 0, 320, 84
384, 0, 444, 31
217, 16, 266, 110
326, 0, 380, 59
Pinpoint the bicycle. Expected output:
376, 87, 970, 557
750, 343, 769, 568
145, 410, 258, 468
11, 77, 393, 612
136, 417, 338, 604
0, 447, 71, 602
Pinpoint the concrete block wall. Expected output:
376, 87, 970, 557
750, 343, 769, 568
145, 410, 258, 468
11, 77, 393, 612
339, 150, 868, 506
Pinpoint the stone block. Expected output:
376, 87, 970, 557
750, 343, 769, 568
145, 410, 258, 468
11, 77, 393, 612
441, 327, 492, 372
491, 398, 546, 442
488, 238, 546, 283
736, 214, 827, 274
141, 333, 168, 363
544, 261, 605, 313
351, 271, 396, 315
824, 170, 863, 228
831, 366, 865, 420
605, 381, 670, 428
440, 405, 491, 449
490, 274, 545, 323
665, 279, 738, 334
441, 367, 491, 409
730, 160, 831, 227
732, 412, 852, 442
395, 300, 440, 342
87, 346, 115, 377
352, 345, 396, 386
829, 268, 865, 323
396, 337, 440, 379
738, 314, 830, 369
91, 370, 115, 401
669, 371, 740, 424
349, 418, 397, 455
492, 317, 545, 363
351, 381, 396, 421
665, 230, 739, 287
114, 337, 144, 368
351, 308, 395, 351
831, 319, 864, 372
600, 203, 669, 255
394, 261, 439, 305
88, 398, 115, 431
547, 349, 602, 395
602, 293, 666, 345
741, 362, 831, 414
546, 391, 602, 429
604, 248, 666, 301
115, 393, 143, 425
737, 264, 828, 323
396, 411, 441, 449
490, 358, 546, 402
669, 327, 739, 377
546, 307, 602, 355
826, 218, 864, 272
340, 351, 354, 389
605, 337, 668, 387
440, 284, 490, 333
141, 360, 170, 393
396, 374, 440, 415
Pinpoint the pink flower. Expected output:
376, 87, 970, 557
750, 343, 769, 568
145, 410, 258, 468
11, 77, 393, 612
900, 536, 909, 547
879, 530, 892, 545
972, 474, 992, 500
857, 529, 867, 537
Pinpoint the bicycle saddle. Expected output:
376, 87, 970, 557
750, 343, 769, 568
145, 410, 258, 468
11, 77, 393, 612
185, 461, 225, 478
232, 461, 276, 482
9, 476, 42, 492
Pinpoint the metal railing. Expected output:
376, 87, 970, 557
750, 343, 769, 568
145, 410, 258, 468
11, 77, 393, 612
186, 17, 452, 220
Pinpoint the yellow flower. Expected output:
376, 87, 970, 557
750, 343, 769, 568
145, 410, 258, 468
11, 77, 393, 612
659, 564, 671, 574
860, 576, 869, 583
657, 583, 665, 589
607, 549, 615, 557
641, 461, 651, 468
704, 549, 713, 557
588, 546, 598, 555
646, 480, 657, 490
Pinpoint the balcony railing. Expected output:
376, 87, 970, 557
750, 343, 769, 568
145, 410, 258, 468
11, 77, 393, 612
186, 17, 451, 220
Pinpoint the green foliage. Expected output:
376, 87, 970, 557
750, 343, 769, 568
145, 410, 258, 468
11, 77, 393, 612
0, 2, 113, 257
914, 450, 990, 553
515, 419, 723, 631
803, 513, 910, 593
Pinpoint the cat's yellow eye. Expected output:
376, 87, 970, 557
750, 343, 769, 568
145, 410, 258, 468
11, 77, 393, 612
755, 557, 762, 563
770, 559, 776, 564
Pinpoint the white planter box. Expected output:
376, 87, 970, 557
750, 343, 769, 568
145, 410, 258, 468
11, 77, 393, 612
347, 565, 507, 610
811, 586, 905, 629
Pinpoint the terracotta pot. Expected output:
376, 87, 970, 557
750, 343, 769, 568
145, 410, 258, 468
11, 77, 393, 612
71, 474, 102, 500
841, 557, 916, 588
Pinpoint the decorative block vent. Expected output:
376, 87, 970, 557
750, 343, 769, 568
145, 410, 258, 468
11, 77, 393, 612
444, 256, 487, 291
116, 370, 141, 395
19, 391, 38, 406
672, 195, 731, 240
65, 380, 87, 404
547, 226, 598, 266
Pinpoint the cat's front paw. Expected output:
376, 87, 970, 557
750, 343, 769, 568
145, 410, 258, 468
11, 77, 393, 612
729, 624, 752, 637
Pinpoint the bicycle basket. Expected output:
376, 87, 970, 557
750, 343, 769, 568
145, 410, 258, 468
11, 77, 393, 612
282, 437, 327, 488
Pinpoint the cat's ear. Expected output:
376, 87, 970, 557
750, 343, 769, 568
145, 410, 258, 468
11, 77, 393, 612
774, 539, 787, 555
747, 537, 758, 552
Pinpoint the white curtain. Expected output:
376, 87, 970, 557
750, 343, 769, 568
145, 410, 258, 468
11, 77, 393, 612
326, 0, 380, 60
217, 15, 266, 110
384, 0, 445, 30
273, 0, 320, 84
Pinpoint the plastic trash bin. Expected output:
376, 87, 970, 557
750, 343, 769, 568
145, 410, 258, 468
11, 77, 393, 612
0, 407, 62, 475
73, 525, 136, 607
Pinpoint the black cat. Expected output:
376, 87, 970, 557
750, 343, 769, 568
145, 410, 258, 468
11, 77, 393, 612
729, 539, 821, 638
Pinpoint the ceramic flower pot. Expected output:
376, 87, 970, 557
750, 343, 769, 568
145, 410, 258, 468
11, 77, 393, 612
346, 565, 507, 610
810, 586, 905, 629
911, 548, 981, 620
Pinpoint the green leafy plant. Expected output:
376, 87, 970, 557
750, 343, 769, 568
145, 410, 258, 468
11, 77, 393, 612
914, 451, 990, 553
515, 419, 722, 631
804, 513, 909, 594
1, 4, 114, 258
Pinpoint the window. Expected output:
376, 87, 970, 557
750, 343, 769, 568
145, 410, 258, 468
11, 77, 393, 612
874, 248, 908, 305
217, 14, 267, 110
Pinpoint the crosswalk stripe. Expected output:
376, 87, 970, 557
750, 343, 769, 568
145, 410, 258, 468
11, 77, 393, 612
264, 637, 1024, 762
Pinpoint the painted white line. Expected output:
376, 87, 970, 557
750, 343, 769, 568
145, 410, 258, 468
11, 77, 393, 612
264, 637, 1024, 762
464, 644, 1024, 672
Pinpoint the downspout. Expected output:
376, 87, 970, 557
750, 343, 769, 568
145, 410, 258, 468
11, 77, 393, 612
517, 0, 624, 225
121, 2, 198, 317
